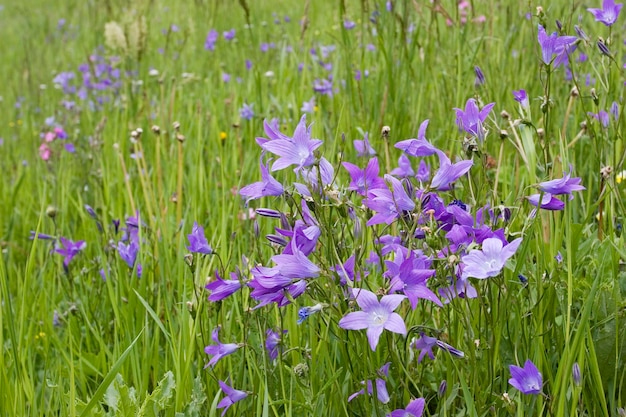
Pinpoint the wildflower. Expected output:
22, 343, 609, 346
265, 328, 286, 360
344, 20, 356, 29
217, 381, 248, 416
297, 303, 324, 324
412, 333, 465, 363
187, 222, 213, 254
204, 29, 218, 51
474, 66, 485, 86
301, 96, 316, 113
240, 103, 254, 120
388, 398, 425, 417
261, 114, 323, 173
395, 120, 439, 157
572, 362, 581, 385
363, 174, 415, 226
204, 326, 241, 368
54, 237, 86, 272
453, 98, 495, 141
537, 25, 577, 67
508, 359, 542, 394
385, 250, 441, 309
117, 235, 139, 269
313, 78, 333, 97
343, 158, 386, 195
513, 89, 530, 109
348, 362, 391, 404
416, 160, 430, 182
239, 158, 284, 203
461, 237, 523, 279
223, 29, 236, 40
338, 288, 407, 351
588, 110, 610, 128
206, 270, 241, 301
390, 154, 415, 178
537, 166, 585, 198
587, 0, 623, 26
430, 151, 473, 191
527, 193, 565, 211
353, 132, 376, 156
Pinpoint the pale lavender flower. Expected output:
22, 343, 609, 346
217, 380, 248, 416
391, 154, 415, 178
240, 103, 254, 120
509, 359, 542, 394
223, 29, 236, 40
354, 132, 376, 156
265, 328, 286, 360
453, 98, 495, 141
461, 237, 522, 279
344, 20, 356, 29
239, 158, 284, 203
588, 110, 610, 128
204, 29, 218, 51
364, 174, 416, 226
430, 151, 473, 191
204, 326, 241, 368
537, 25, 577, 67
338, 288, 407, 351
537, 166, 585, 197
343, 157, 386, 195
301, 96, 316, 113
513, 89, 530, 109
587, 0, 623, 26
261, 115, 323, 173
313, 78, 333, 96
348, 362, 391, 404
187, 222, 213, 254
388, 398, 425, 417
55, 237, 86, 272
416, 160, 430, 182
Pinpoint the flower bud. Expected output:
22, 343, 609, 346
572, 362, 581, 386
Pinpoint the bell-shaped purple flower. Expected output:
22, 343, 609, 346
509, 359, 542, 394
588, 0, 623, 26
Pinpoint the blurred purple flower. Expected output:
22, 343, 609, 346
204, 326, 241, 368
300, 96, 316, 113
344, 20, 356, 29
265, 328, 286, 360
338, 288, 407, 351
354, 132, 376, 156
509, 359, 542, 394
223, 29, 236, 40
416, 160, 430, 182
588, 110, 610, 128
240, 103, 254, 120
587, 0, 623, 26
55, 237, 86, 272
513, 89, 530, 109
391, 154, 415, 178
313, 78, 333, 97
364, 174, 415, 225
461, 237, 522, 279
217, 380, 248, 416
388, 398, 425, 417
205, 29, 218, 51
187, 222, 213, 254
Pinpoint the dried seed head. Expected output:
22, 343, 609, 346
537, 128, 545, 138
500, 129, 509, 139
176, 133, 185, 142
46, 205, 58, 218
151, 125, 160, 134
600, 165, 613, 178
173, 121, 181, 131
570, 86, 579, 97
500, 110, 510, 120
580, 120, 587, 131
381, 125, 391, 138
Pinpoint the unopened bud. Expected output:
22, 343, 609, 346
591, 88, 599, 105
176, 133, 185, 142
572, 362, 581, 386
570, 86, 579, 97
151, 125, 161, 134
500, 110, 510, 119
438, 380, 447, 397
46, 205, 58, 218
500, 129, 509, 139
537, 128, 545, 138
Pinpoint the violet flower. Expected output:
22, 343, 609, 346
265, 328, 286, 360
240, 103, 254, 120
204, 326, 241, 368
55, 237, 86, 272
388, 398, 425, 417
527, 193, 565, 211
354, 132, 376, 157
474, 66, 485, 86
390, 154, 415, 177
537, 25, 577, 67
587, 0, 623, 26
206, 270, 241, 301
513, 89, 530, 109
508, 359, 542, 394
348, 362, 391, 404
297, 303, 324, 324
338, 288, 407, 351
395, 120, 439, 157
461, 237, 522, 279
261, 115, 323, 173
223, 29, 236, 40
239, 158, 284, 203
537, 167, 585, 198
343, 157, 386, 195
217, 380, 248, 416
430, 151, 473, 191
412, 333, 465, 363
453, 98, 495, 141
187, 222, 213, 254
204, 29, 218, 51
301, 96, 316, 113
385, 250, 441, 309
364, 174, 416, 226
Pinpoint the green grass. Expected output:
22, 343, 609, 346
1, 0, 625, 415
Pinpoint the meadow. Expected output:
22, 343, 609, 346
0, 0, 625, 415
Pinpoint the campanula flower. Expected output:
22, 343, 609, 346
509, 359, 542, 394
217, 381, 248, 416
204, 326, 241, 368
587, 0, 623, 26
186, 222, 213, 254
461, 237, 522, 279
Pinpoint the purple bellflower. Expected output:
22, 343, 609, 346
354, 132, 376, 156
338, 288, 407, 351
537, 167, 585, 198
430, 151, 473, 191
301, 96, 316, 113
261, 115, 323, 173
537, 25, 577, 67
474, 66, 485, 86
453, 98, 495, 141
187, 222, 213, 254
364, 174, 415, 226
223, 29, 236, 40
217, 380, 248, 416
527, 193, 565, 211
388, 398, 426, 417
509, 359, 542, 394
391, 154, 416, 177
343, 157, 386, 196
412, 333, 465, 363
461, 237, 522, 279
588, 0, 623, 26
513, 89, 530, 109
265, 328, 286, 360
55, 237, 86, 272
239, 158, 284, 203
204, 326, 241, 368
348, 362, 391, 404
206, 270, 241, 301
385, 250, 441, 309
205, 29, 219, 51
117, 236, 139, 269
240, 103, 254, 120
394, 120, 439, 157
